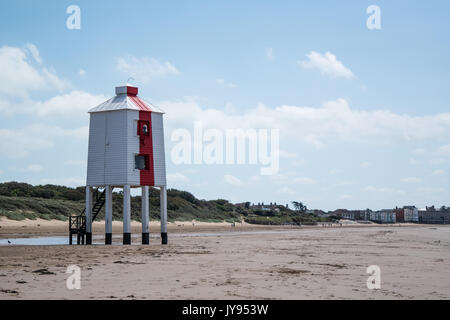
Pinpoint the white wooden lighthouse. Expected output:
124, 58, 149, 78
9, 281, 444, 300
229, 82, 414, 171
85, 84, 167, 245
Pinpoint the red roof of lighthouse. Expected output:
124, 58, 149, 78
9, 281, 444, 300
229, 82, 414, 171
88, 85, 164, 114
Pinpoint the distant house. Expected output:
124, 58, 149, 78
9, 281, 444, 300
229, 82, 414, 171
342, 210, 355, 220
418, 206, 450, 224
249, 202, 284, 216
317, 211, 333, 219
333, 209, 370, 221
394, 208, 405, 223
333, 209, 353, 219
369, 209, 396, 224
311, 209, 327, 216
369, 210, 379, 222
379, 209, 396, 224
403, 206, 419, 223
360, 209, 372, 221
355, 209, 371, 221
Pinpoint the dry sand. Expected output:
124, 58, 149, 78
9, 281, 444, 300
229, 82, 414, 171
0, 219, 449, 300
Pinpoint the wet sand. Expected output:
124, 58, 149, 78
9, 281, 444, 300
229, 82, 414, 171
0, 222, 449, 300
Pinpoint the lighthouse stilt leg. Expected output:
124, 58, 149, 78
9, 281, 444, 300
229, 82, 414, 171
85, 186, 93, 245
141, 186, 150, 244
123, 185, 131, 245
105, 186, 113, 245
160, 186, 168, 244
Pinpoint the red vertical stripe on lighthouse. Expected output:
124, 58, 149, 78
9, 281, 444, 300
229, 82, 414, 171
129, 94, 154, 185
139, 111, 154, 186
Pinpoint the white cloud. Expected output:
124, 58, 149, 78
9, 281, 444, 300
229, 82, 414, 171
41, 67, 67, 90
160, 98, 450, 148
269, 174, 316, 185
293, 177, 317, 185
299, 51, 354, 79
429, 145, 450, 165
64, 160, 86, 166
28, 123, 88, 139
266, 47, 274, 61
278, 187, 295, 195
117, 55, 179, 83
0, 45, 67, 98
224, 102, 236, 113
401, 177, 421, 183
0, 124, 88, 158
437, 145, 450, 156
19, 164, 43, 172
430, 158, 448, 165
364, 186, 406, 195
360, 161, 371, 168
216, 78, 236, 88
0, 128, 53, 158
279, 150, 297, 159
417, 187, 449, 194
167, 172, 190, 184
78, 69, 86, 76
292, 158, 306, 166
224, 174, 243, 186
339, 194, 352, 200
269, 173, 290, 184
31, 91, 106, 117
0, 90, 107, 116
337, 180, 355, 186
432, 169, 444, 176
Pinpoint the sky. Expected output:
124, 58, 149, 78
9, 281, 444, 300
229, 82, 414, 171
0, 0, 450, 211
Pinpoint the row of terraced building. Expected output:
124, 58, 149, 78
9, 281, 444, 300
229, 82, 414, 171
335, 206, 450, 224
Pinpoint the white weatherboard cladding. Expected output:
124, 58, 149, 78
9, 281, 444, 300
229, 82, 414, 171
87, 110, 140, 186
152, 113, 167, 186
127, 110, 140, 186
86, 113, 106, 186
104, 110, 129, 185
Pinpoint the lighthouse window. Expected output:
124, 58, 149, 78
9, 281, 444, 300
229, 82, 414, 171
135, 154, 149, 170
137, 120, 150, 136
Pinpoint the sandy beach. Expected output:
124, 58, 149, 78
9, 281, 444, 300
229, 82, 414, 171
0, 219, 449, 300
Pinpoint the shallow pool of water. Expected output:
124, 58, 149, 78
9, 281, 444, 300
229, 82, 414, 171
0, 229, 310, 246
0, 236, 70, 246
0, 234, 126, 245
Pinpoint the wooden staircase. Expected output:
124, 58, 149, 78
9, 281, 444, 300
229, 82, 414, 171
69, 189, 106, 245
